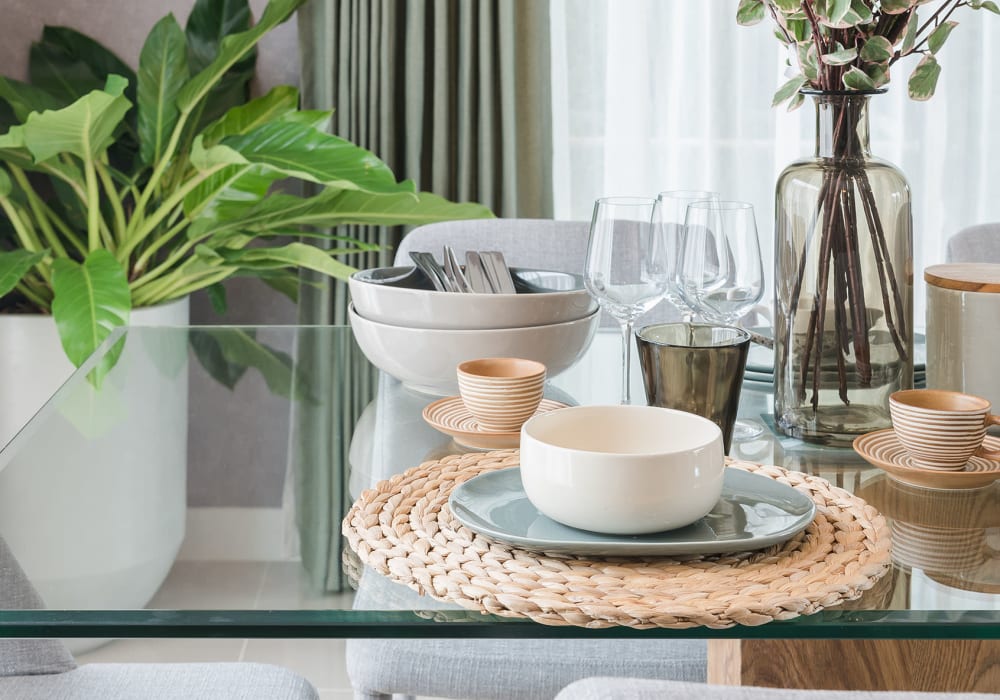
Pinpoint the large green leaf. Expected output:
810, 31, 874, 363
29, 26, 137, 106
860, 36, 893, 63
51, 249, 131, 370
0, 249, 46, 298
881, 0, 916, 14
908, 54, 942, 100
185, 163, 285, 224
927, 20, 958, 55
211, 241, 357, 281
772, 75, 807, 107
736, 0, 766, 26
821, 44, 858, 65
200, 85, 300, 145
202, 188, 494, 238
21, 76, 132, 162
842, 66, 877, 90
138, 14, 189, 165
220, 121, 403, 193
186, 0, 253, 74
0, 77, 64, 122
901, 11, 920, 53
176, 0, 306, 115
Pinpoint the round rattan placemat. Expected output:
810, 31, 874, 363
343, 450, 891, 629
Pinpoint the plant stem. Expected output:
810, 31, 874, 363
7, 166, 70, 259
96, 160, 128, 247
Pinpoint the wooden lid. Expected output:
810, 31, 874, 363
925, 264, 1000, 293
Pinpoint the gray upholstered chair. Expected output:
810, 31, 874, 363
946, 223, 1000, 263
0, 536, 318, 699
555, 678, 1000, 699
345, 218, 703, 700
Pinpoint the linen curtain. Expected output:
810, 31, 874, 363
292, 0, 552, 591
551, 0, 1000, 325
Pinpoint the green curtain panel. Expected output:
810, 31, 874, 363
293, 0, 553, 591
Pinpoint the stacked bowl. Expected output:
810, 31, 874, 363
349, 266, 600, 395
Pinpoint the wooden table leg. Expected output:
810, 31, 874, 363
708, 639, 1000, 692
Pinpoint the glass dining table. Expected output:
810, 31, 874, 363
0, 325, 997, 691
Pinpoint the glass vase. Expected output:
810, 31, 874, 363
774, 90, 913, 446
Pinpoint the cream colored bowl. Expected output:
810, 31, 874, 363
348, 304, 599, 395
519, 405, 725, 535
348, 266, 597, 330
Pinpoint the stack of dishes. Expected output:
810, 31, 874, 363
348, 265, 600, 395
742, 329, 927, 391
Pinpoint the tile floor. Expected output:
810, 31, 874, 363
75, 561, 360, 699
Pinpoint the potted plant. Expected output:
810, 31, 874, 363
738, 0, 995, 445
0, 0, 489, 633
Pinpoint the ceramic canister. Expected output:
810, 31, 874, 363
925, 264, 1000, 409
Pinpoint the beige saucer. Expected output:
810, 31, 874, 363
853, 429, 1000, 490
423, 396, 569, 450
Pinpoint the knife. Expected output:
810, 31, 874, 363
444, 246, 470, 293
465, 251, 490, 293
484, 251, 516, 294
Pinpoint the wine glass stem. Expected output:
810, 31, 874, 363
620, 319, 634, 405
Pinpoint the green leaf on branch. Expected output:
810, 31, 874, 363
200, 85, 299, 145
176, 0, 307, 115
206, 281, 228, 314
928, 20, 958, 55
772, 0, 801, 12
220, 121, 405, 194
0, 77, 63, 122
845, 0, 873, 26
786, 91, 806, 111
21, 76, 131, 162
860, 36, 893, 63
797, 42, 819, 81
736, 0, 766, 26
881, 0, 916, 14
211, 241, 357, 281
0, 249, 46, 297
902, 11, 920, 53
51, 249, 131, 374
772, 74, 807, 106
842, 66, 877, 90
29, 26, 137, 106
979, 1, 1000, 14
138, 14, 189, 165
821, 43, 858, 65
908, 54, 942, 100
865, 62, 890, 87
186, 0, 252, 73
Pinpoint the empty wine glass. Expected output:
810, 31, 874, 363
585, 197, 670, 405
677, 200, 765, 440
652, 190, 720, 321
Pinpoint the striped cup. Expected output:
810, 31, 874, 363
890, 389, 1000, 470
457, 358, 546, 432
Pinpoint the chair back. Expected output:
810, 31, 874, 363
947, 223, 1000, 263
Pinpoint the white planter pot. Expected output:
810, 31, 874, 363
0, 298, 189, 645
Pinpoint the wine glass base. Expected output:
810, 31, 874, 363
732, 418, 765, 441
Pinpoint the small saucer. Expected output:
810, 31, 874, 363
423, 396, 569, 450
853, 429, 1000, 489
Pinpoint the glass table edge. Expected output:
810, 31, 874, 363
2, 610, 1000, 639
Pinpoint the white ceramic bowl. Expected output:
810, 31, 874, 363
348, 304, 599, 395
349, 266, 597, 330
519, 405, 725, 535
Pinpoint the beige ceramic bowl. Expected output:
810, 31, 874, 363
519, 405, 725, 535
457, 358, 546, 432
348, 304, 599, 395
349, 266, 597, 330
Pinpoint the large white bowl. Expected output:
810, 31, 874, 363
349, 266, 597, 330
519, 405, 725, 535
349, 304, 599, 395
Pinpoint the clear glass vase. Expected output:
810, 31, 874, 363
774, 91, 913, 446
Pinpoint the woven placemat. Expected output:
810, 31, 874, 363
343, 450, 891, 629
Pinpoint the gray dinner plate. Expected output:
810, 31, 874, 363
448, 467, 816, 557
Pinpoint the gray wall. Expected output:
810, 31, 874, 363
2, 0, 304, 507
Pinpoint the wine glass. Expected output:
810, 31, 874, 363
584, 197, 670, 405
677, 200, 765, 440
652, 190, 720, 322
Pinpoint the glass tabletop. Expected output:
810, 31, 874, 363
0, 325, 997, 639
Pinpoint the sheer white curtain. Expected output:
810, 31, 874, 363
551, 0, 1000, 325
